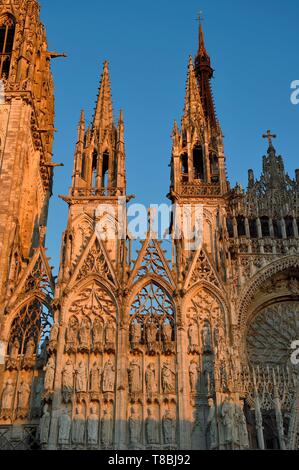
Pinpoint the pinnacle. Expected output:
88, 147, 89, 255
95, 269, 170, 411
93, 61, 114, 131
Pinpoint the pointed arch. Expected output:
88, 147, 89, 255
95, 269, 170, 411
0, 13, 15, 79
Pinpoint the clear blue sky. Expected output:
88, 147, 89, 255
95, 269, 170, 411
40, 0, 299, 275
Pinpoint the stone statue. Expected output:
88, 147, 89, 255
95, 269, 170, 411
202, 321, 212, 353
189, 361, 199, 393
25, 337, 36, 358
58, 408, 71, 447
1, 379, 15, 419
104, 319, 115, 352
162, 364, 175, 394
162, 409, 176, 446
44, 356, 55, 391
101, 408, 113, 448
17, 380, 31, 416
62, 359, 74, 397
75, 360, 87, 393
79, 318, 91, 351
146, 321, 157, 354
128, 360, 141, 395
40, 404, 51, 446
90, 362, 101, 393
162, 322, 173, 354
65, 317, 79, 352
49, 324, 59, 348
87, 404, 99, 448
72, 404, 85, 446
188, 323, 199, 354
129, 407, 142, 447
145, 408, 159, 446
102, 360, 115, 393
207, 398, 218, 450
131, 321, 142, 348
10, 338, 20, 360
236, 402, 249, 449
221, 396, 235, 449
92, 318, 103, 352
145, 363, 157, 396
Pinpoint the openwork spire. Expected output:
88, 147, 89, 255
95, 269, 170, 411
93, 61, 114, 131
182, 56, 204, 128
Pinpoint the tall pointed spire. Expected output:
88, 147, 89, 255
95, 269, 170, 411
182, 56, 204, 128
194, 22, 217, 131
93, 61, 114, 131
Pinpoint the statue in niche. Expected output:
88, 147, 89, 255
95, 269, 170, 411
236, 401, 249, 449
58, 408, 71, 447
221, 396, 236, 449
72, 404, 85, 446
65, 317, 79, 353
90, 362, 101, 393
145, 408, 159, 446
206, 398, 218, 450
204, 361, 215, 397
130, 321, 142, 350
102, 359, 115, 393
129, 407, 142, 447
49, 323, 59, 352
146, 321, 157, 354
128, 360, 141, 395
92, 318, 104, 353
7, 338, 19, 369
39, 404, 51, 447
162, 409, 176, 446
25, 337, 35, 358
189, 361, 199, 393
220, 360, 229, 392
145, 363, 157, 397
1, 379, 15, 419
87, 404, 99, 448
101, 408, 113, 448
44, 356, 55, 391
188, 323, 199, 354
62, 359, 74, 400
17, 379, 31, 418
79, 318, 91, 351
162, 364, 175, 394
104, 319, 115, 353
162, 322, 173, 354
75, 360, 87, 393
202, 321, 212, 353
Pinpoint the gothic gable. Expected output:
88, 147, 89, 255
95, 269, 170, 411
185, 247, 222, 290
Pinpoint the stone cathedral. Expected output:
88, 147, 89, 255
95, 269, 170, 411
0, 0, 298, 451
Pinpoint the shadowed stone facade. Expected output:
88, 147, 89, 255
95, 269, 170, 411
0, 0, 298, 450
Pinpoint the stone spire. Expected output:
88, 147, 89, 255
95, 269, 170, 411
93, 61, 114, 131
182, 56, 205, 129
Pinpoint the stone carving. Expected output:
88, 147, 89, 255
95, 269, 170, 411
236, 402, 249, 449
221, 396, 236, 449
75, 360, 87, 393
130, 321, 142, 351
104, 319, 116, 353
87, 404, 99, 448
90, 362, 101, 393
162, 409, 176, 446
162, 364, 175, 394
72, 404, 85, 446
16, 379, 31, 418
62, 359, 74, 401
23, 337, 36, 369
44, 356, 55, 391
162, 321, 174, 354
102, 360, 115, 393
146, 321, 158, 355
128, 360, 142, 395
189, 361, 199, 393
129, 407, 142, 447
206, 398, 218, 450
145, 363, 157, 398
65, 317, 79, 353
145, 408, 159, 446
58, 408, 71, 447
39, 404, 51, 447
202, 321, 212, 354
49, 323, 59, 352
93, 318, 104, 353
188, 323, 199, 354
1, 379, 15, 419
7, 338, 19, 369
79, 318, 91, 352
32, 377, 44, 418
101, 408, 113, 448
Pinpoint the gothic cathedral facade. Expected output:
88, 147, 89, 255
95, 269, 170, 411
0, 0, 298, 451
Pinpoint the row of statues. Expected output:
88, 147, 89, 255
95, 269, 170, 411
130, 320, 175, 354
206, 397, 249, 450
0, 378, 31, 419
129, 361, 176, 396
6, 337, 37, 369
63, 317, 116, 354
40, 404, 177, 448
188, 321, 216, 355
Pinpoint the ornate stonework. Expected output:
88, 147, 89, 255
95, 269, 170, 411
0, 3, 298, 450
